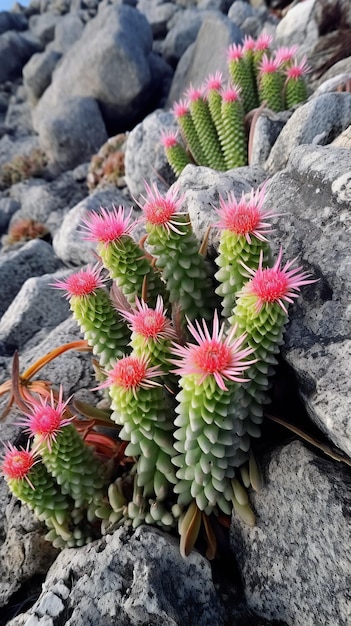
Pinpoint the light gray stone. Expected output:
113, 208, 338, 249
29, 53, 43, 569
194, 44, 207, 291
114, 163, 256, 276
264, 144, 351, 457
0, 198, 20, 235
23, 49, 62, 103
125, 108, 178, 199
0, 270, 71, 351
29, 11, 61, 46
52, 186, 132, 266
50, 12, 84, 54
137, 0, 179, 38
274, 0, 318, 57
265, 93, 351, 174
231, 441, 351, 626
160, 8, 215, 66
0, 239, 62, 320
250, 109, 292, 167
0, 30, 42, 84
7, 525, 226, 626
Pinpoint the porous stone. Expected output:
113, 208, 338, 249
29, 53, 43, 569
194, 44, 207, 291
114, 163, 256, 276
231, 441, 351, 626
250, 109, 292, 167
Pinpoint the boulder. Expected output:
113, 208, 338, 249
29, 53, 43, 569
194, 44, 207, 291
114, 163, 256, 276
23, 49, 62, 103
231, 441, 351, 626
0, 31, 42, 84
0, 11, 28, 35
28, 11, 61, 46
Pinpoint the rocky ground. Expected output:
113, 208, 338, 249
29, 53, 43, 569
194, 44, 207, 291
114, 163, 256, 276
0, 0, 351, 624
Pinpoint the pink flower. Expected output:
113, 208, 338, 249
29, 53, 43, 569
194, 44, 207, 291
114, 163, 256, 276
18, 387, 75, 452
205, 71, 223, 92
173, 99, 189, 119
242, 35, 256, 54
227, 43, 243, 62
221, 86, 242, 103
274, 45, 299, 66
80, 205, 135, 245
171, 311, 255, 391
101, 356, 163, 395
52, 264, 105, 299
240, 248, 316, 314
161, 130, 179, 149
255, 33, 273, 52
1, 442, 38, 489
259, 54, 281, 74
186, 84, 205, 103
286, 56, 310, 80
137, 182, 188, 235
214, 185, 273, 243
119, 296, 176, 342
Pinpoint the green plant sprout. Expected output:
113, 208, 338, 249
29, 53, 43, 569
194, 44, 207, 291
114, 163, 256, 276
163, 35, 309, 176
1, 180, 315, 557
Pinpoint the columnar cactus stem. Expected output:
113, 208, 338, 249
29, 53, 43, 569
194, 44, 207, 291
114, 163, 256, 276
137, 182, 215, 321
53, 265, 130, 369
102, 356, 176, 500
187, 86, 226, 170
219, 87, 248, 168
161, 130, 192, 177
258, 55, 285, 112
170, 313, 255, 515
214, 185, 273, 319
227, 43, 258, 114
19, 389, 107, 508
284, 57, 309, 108
206, 72, 225, 140
81, 205, 165, 306
173, 99, 207, 166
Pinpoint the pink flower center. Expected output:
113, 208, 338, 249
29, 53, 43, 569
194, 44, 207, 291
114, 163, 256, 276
65, 271, 101, 297
2, 449, 34, 480
133, 310, 167, 338
223, 204, 260, 234
193, 340, 231, 375
222, 87, 241, 103
30, 407, 63, 436
110, 357, 148, 389
143, 198, 176, 226
251, 268, 289, 303
161, 132, 178, 149
287, 66, 304, 80
173, 100, 188, 118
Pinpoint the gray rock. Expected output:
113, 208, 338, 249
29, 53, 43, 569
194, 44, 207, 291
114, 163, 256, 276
7, 525, 226, 626
53, 186, 132, 266
227, 0, 256, 28
160, 8, 216, 66
0, 238, 62, 319
125, 108, 178, 199
0, 198, 20, 235
0, 271, 71, 352
23, 49, 62, 103
0, 11, 28, 35
274, 0, 318, 57
28, 11, 61, 46
177, 163, 267, 249
250, 109, 293, 167
4, 96, 34, 137
137, 0, 179, 38
33, 4, 155, 139
264, 144, 351, 457
35, 96, 108, 171
0, 134, 39, 169
265, 93, 351, 174
166, 11, 243, 107
0, 30, 42, 84
231, 441, 351, 626
50, 12, 84, 54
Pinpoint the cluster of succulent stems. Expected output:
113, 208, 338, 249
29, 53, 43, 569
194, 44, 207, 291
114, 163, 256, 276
163, 35, 309, 176
1, 174, 314, 557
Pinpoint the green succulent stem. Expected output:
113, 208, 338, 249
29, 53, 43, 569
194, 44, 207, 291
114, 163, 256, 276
176, 112, 207, 166
258, 71, 285, 112
219, 98, 248, 168
284, 77, 308, 109
189, 97, 226, 170
164, 142, 192, 177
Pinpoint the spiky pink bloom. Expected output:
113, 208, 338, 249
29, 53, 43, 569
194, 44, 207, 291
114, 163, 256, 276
101, 356, 163, 394
52, 264, 105, 299
242, 35, 256, 54
259, 54, 281, 74
240, 249, 316, 314
221, 85, 242, 103
227, 43, 243, 62
274, 45, 299, 66
171, 311, 255, 391
1, 442, 38, 489
161, 129, 179, 149
137, 182, 187, 235
120, 296, 176, 342
80, 205, 135, 245
286, 56, 310, 80
173, 99, 189, 118
205, 71, 223, 92
214, 185, 273, 243
186, 84, 205, 103
255, 33, 273, 52
18, 387, 75, 452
